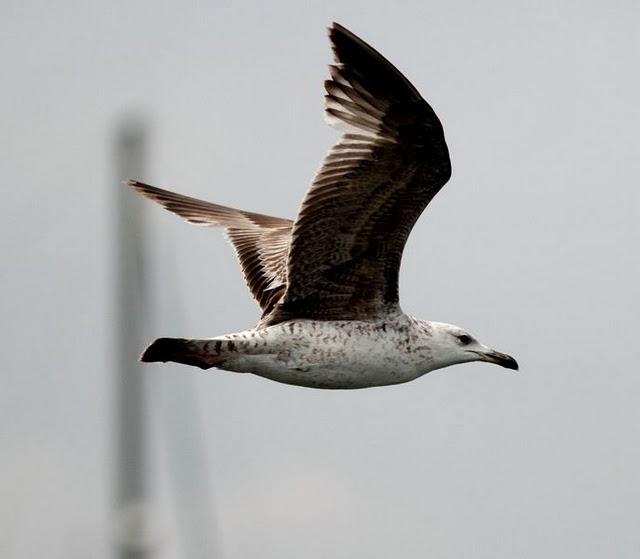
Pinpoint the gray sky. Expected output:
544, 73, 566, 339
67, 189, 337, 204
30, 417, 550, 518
2, 1, 639, 558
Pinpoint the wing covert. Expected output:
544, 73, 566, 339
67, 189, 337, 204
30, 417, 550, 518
126, 180, 292, 314
266, 23, 451, 324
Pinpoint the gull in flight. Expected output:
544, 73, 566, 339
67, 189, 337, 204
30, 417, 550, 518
127, 22, 518, 389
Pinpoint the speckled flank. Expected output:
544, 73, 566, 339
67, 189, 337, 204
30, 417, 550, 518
203, 311, 453, 389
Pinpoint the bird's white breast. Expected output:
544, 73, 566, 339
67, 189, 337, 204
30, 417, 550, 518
220, 314, 438, 389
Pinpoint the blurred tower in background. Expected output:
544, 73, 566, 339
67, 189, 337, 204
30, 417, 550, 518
114, 119, 154, 559
113, 117, 218, 558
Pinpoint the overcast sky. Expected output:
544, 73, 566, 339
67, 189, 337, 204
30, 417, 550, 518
2, 1, 639, 558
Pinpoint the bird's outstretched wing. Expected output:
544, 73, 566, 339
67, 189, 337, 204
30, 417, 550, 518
126, 180, 292, 314
266, 23, 451, 324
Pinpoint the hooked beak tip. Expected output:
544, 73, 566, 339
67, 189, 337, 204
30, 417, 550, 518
476, 349, 519, 371
502, 355, 519, 371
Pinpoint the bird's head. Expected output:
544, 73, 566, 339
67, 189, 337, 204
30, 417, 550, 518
427, 322, 518, 372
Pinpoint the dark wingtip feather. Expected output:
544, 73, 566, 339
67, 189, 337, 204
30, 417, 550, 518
123, 178, 147, 193
328, 22, 356, 42
124, 179, 163, 200
326, 22, 421, 104
329, 22, 352, 38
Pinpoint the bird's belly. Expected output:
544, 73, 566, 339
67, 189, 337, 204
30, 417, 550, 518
260, 363, 419, 389
222, 322, 425, 389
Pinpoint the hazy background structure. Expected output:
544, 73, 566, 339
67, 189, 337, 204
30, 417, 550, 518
114, 119, 152, 559
1, 1, 639, 558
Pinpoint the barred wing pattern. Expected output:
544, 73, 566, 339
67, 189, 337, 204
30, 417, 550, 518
126, 181, 292, 314
126, 23, 451, 325
267, 23, 451, 324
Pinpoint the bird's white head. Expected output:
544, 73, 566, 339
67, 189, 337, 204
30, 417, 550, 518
426, 321, 518, 372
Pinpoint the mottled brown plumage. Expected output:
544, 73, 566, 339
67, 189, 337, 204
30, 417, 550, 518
127, 22, 451, 325
126, 180, 292, 314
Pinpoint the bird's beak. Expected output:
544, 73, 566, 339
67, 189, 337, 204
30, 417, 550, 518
471, 348, 519, 371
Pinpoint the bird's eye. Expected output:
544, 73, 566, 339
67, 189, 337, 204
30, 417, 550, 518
457, 334, 472, 345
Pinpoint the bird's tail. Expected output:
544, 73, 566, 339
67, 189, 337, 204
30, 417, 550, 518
141, 337, 231, 370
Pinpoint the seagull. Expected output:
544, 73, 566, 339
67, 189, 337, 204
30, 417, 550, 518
127, 22, 518, 389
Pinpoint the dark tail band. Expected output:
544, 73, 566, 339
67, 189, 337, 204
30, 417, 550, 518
141, 337, 225, 370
